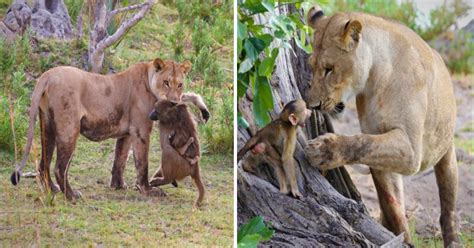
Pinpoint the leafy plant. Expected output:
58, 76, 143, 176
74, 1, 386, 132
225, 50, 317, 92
237, 216, 274, 248
237, 0, 316, 128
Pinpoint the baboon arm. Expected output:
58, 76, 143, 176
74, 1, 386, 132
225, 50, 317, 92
181, 92, 210, 122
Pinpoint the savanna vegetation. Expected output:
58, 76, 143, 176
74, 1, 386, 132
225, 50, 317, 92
0, 0, 233, 246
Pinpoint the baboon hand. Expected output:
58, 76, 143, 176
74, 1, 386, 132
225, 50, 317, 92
304, 133, 344, 170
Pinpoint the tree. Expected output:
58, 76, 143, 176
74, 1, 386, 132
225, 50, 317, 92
237, 4, 405, 247
88, 0, 154, 73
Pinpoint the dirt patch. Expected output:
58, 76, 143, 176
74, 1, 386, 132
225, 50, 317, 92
332, 74, 474, 237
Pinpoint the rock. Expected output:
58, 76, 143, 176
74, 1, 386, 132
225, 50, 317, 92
30, 0, 73, 39
0, 0, 32, 40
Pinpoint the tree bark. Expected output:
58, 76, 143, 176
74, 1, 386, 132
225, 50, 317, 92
88, 0, 154, 73
237, 5, 405, 247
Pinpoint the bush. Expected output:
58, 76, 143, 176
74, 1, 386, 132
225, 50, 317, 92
0, 35, 32, 157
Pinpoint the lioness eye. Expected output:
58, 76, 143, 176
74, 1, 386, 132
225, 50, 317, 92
324, 66, 333, 77
178, 83, 183, 88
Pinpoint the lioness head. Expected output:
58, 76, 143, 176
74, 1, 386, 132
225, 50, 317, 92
149, 58, 192, 103
305, 6, 365, 115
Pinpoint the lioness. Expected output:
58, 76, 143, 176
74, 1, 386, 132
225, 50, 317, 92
10, 58, 209, 200
303, 6, 459, 247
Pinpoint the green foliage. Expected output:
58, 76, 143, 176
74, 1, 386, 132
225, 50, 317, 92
237, 1, 315, 127
443, 31, 474, 74
64, 0, 84, 25
238, 216, 274, 248
0, 35, 31, 156
168, 21, 186, 60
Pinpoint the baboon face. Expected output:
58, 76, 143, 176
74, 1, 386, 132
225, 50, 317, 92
150, 58, 192, 103
149, 99, 182, 123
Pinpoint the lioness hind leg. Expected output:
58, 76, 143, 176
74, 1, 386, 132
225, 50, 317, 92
38, 111, 59, 193
434, 145, 461, 247
371, 170, 411, 244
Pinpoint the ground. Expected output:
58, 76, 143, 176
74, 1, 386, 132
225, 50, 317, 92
0, 137, 233, 246
333, 74, 474, 247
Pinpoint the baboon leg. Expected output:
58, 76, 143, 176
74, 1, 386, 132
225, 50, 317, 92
150, 167, 178, 187
434, 145, 460, 247
149, 176, 173, 187
176, 137, 194, 155
371, 169, 411, 244
151, 167, 163, 179
192, 166, 205, 207
131, 135, 165, 197
38, 111, 59, 193
264, 145, 291, 196
54, 132, 80, 201
110, 136, 132, 189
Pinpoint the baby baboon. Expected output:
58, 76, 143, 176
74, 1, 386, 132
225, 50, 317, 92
149, 100, 204, 207
238, 100, 311, 198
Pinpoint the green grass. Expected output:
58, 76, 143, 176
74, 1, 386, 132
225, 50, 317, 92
409, 219, 473, 247
0, 136, 233, 246
455, 138, 474, 155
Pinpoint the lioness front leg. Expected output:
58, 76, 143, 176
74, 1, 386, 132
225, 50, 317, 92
131, 136, 166, 197
304, 129, 420, 175
110, 136, 132, 189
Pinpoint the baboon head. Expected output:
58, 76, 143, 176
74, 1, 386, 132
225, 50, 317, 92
280, 99, 312, 127
149, 58, 192, 103
149, 99, 187, 124
305, 6, 366, 116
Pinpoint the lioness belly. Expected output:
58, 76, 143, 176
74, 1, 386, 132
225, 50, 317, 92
80, 115, 128, 141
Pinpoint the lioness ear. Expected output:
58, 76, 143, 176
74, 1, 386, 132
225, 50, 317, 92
288, 113, 299, 126
340, 19, 362, 51
307, 5, 326, 29
153, 58, 165, 71
181, 60, 192, 74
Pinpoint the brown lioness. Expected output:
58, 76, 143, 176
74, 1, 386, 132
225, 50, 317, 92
10, 58, 209, 200
303, 6, 459, 247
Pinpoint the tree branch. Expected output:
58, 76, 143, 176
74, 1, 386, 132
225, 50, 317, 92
95, 0, 154, 56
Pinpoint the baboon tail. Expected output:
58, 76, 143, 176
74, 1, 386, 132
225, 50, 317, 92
11, 76, 48, 185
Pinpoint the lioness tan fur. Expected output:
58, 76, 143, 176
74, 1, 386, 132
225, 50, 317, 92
11, 58, 209, 200
303, 6, 459, 246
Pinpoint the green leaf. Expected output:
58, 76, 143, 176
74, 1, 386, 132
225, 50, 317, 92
244, 38, 266, 60
253, 75, 273, 127
256, 34, 274, 47
238, 57, 254, 74
237, 216, 274, 245
237, 73, 249, 98
258, 48, 279, 77
237, 112, 250, 129
237, 20, 248, 40
238, 234, 260, 248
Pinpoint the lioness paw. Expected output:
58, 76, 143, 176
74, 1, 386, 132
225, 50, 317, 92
304, 133, 344, 170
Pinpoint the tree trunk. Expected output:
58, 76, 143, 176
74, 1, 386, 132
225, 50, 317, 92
237, 5, 405, 247
88, 0, 154, 73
